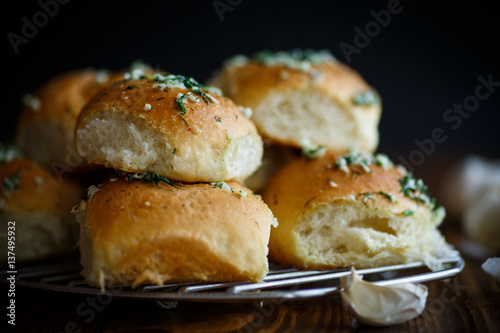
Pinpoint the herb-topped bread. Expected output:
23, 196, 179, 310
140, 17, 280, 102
262, 149, 454, 270
15, 68, 128, 171
74, 173, 277, 289
208, 49, 381, 153
75, 71, 263, 183
0, 146, 83, 262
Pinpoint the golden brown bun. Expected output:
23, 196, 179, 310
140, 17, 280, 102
244, 142, 299, 193
15, 69, 126, 171
262, 151, 453, 270
75, 76, 263, 183
209, 54, 381, 152
75, 177, 275, 288
0, 157, 84, 262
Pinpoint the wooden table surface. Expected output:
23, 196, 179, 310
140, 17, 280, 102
4, 220, 500, 333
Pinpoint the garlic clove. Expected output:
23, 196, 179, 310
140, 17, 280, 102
340, 267, 428, 326
482, 257, 500, 282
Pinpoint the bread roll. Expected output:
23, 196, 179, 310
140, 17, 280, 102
209, 50, 381, 152
75, 73, 263, 183
74, 175, 276, 288
15, 68, 125, 170
0, 150, 83, 262
262, 150, 453, 270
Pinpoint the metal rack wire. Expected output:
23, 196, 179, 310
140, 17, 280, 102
1, 255, 464, 303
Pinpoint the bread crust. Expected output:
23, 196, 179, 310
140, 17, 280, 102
210, 59, 381, 151
0, 158, 83, 214
77, 178, 273, 288
263, 153, 419, 218
0, 158, 83, 262
75, 77, 263, 182
15, 69, 124, 169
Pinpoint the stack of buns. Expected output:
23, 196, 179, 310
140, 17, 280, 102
209, 49, 454, 270
4, 49, 454, 289
4, 63, 156, 263
2, 65, 134, 263
72, 68, 276, 288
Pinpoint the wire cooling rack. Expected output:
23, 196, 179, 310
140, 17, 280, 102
1, 255, 464, 303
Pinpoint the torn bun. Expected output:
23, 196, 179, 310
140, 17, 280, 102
262, 150, 453, 270
209, 50, 381, 153
75, 73, 263, 183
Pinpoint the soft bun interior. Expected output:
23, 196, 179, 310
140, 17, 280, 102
294, 202, 452, 270
254, 89, 378, 152
76, 110, 262, 183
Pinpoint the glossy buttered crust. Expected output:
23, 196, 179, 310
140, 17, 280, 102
77, 178, 274, 288
263, 153, 420, 218
261, 152, 449, 269
15, 69, 125, 169
209, 60, 381, 151
75, 78, 263, 183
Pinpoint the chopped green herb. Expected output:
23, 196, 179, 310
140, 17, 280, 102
152, 74, 222, 108
402, 209, 415, 216
352, 89, 379, 106
214, 116, 222, 123
378, 191, 398, 203
211, 182, 234, 193
304, 196, 317, 208
398, 173, 438, 210
178, 114, 189, 128
335, 149, 394, 173
300, 139, 326, 160
116, 171, 180, 189
1, 170, 21, 194
252, 49, 336, 72
357, 192, 374, 205
0, 146, 22, 163
374, 153, 393, 169
175, 93, 188, 114
357, 191, 398, 205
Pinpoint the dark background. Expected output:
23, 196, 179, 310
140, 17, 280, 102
4, 0, 500, 177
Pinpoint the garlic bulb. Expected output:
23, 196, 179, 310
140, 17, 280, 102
340, 268, 428, 326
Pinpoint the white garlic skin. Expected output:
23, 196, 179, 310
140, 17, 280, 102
464, 185, 500, 253
340, 268, 428, 326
